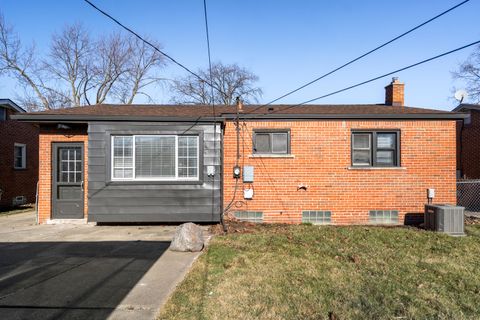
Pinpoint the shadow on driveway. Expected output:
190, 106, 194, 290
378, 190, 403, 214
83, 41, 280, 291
0, 241, 169, 320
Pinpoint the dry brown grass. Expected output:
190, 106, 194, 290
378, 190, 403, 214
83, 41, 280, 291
159, 224, 480, 320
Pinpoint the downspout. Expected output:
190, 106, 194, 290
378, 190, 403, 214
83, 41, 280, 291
35, 181, 39, 224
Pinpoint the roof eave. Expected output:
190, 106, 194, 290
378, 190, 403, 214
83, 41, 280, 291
452, 103, 480, 112
11, 114, 222, 122
226, 113, 468, 120
12, 112, 468, 122
0, 99, 25, 113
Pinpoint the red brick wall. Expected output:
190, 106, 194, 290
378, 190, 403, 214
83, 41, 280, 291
38, 127, 88, 224
0, 109, 39, 207
223, 120, 457, 225
458, 110, 480, 179
385, 81, 405, 106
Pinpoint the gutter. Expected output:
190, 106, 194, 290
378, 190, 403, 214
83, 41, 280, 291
11, 114, 223, 123
223, 113, 469, 120
11, 112, 469, 122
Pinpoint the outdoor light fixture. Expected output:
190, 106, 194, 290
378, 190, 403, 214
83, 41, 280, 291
233, 165, 241, 179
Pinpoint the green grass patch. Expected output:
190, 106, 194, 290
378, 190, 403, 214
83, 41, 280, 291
159, 225, 480, 320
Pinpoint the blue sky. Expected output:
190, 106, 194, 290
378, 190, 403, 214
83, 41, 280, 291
0, 0, 479, 110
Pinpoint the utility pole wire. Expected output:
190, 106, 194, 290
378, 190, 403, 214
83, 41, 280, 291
202, 0, 224, 230
83, 0, 225, 97
245, 39, 480, 118
244, 0, 471, 115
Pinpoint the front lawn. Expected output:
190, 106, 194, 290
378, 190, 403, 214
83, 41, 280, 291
159, 223, 480, 320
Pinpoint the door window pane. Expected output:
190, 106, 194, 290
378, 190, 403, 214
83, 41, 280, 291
58, 147, 82, 183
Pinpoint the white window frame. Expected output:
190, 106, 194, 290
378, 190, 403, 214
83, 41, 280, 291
14, 143, 26, 169
111, 135, 200, 182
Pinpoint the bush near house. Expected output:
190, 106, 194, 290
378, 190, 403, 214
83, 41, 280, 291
159, 224, 480, 320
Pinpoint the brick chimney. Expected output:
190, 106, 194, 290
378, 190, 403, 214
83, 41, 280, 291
385, 77, 405, 106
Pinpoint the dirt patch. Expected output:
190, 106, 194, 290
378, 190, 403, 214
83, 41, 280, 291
209, 219, 295, 235
466, 215, 480, 225
209, 219, 258, 235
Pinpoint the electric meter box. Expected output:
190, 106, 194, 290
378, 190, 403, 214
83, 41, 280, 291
243, 166, 254, 183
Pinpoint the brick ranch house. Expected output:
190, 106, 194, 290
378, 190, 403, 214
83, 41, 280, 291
454, 103, 480, 179
0, 99, 39, 208
14, 79, 466, 225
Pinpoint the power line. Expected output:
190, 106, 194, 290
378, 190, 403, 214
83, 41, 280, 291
246, 39, 480, 118
203, 0, 216, 120
83, 0, 224, 95
244, 0, 471, 115
202, 0, 223, 228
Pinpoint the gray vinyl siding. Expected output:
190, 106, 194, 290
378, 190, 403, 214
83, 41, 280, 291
87, 122, 222, 223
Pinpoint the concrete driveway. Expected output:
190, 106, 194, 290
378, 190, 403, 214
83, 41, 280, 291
0, 211, 206, 320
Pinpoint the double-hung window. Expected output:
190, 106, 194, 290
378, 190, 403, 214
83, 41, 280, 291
14, 143, 26, 169
111, 135, 199, 181
253, 130, 290, 154
352, 131, 400, 167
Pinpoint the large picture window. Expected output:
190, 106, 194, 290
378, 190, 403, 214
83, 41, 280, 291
111, 135, 199, 181
352, 131, 400, 167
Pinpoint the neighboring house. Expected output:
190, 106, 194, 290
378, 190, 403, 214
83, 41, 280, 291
453, 103, 480, 179
13, 78, 466, 225
0, 99, 39, 208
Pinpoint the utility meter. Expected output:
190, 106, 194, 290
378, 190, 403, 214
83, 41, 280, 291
233, 165, 241, 179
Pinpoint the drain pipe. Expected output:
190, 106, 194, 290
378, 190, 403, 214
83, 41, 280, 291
35, 181, 39, 224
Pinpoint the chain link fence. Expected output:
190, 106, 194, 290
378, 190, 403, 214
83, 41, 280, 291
457, 180, 480, 213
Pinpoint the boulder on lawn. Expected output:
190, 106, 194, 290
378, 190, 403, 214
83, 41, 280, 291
169, 222, 204, 252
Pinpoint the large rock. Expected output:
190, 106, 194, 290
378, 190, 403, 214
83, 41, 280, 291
169, 223, 204, 252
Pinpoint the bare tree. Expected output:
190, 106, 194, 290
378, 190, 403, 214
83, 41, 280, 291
0, 13, 51, 110
171, 62, 262, 105
0, 12, 167, 110
43, 23, 92, 107
453, 45, 480, 103
114, 37, 166, 104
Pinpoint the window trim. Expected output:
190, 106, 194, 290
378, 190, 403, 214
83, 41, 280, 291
13, 143, 26, 169
252, 129, 291, 155
351, 130, 400, 167
110, 134, 200, 182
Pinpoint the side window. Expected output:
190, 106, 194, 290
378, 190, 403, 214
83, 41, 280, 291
253, 130, 290, 154
352, 131, 399, 167
14, 143, 26, 169
0, 107, 6, 121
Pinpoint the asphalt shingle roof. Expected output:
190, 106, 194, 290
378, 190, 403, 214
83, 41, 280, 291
20, 103, 459, 118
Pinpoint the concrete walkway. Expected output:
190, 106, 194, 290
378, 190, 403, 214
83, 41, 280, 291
0, 211, 207, 320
